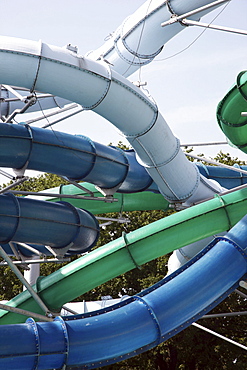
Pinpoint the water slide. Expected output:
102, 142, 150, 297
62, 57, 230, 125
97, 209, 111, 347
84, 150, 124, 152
217, 70, 247, 152
0, 215, 246, 368
0, 0, 246, 368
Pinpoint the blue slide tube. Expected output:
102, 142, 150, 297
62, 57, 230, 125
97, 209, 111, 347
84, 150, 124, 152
0, 122, 154, 193
0, 193, 99, 255
1, 121, 247, 194
0, 215, 246, 369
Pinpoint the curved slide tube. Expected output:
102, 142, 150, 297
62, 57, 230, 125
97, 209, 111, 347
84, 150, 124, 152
0, 122, 156, 193
0, 215, 246, 369
1, 185, 247, 324
2, 186, 169, 258
87, 0, 223, 77
0, 35, 222, 205
0, 193, 99, 256
0, 1, 245, 367
1, 122, 246, 195
217, 71, 247, 153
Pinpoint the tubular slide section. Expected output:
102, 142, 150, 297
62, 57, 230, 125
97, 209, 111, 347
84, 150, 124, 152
217, 71, 247, 152
0, 34, 223, 205
0, 0, 246, 368
0, 122, 157, 193
1, 121, 246, 192
0, 192, 100, 256
1, 186, 169, 258
87, 0, 223, 77
1, 185, 247, 325
0, 215, 246, 369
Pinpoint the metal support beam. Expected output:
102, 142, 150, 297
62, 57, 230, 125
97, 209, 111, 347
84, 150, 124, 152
96, 216, 130, 223
5, 97, 37, 123
235, 288, 247, 299
202, 311, 247, 318
0, 258, 71, 266
0, 176, 28, 194
59, 176, 95, 197
161, 0, 230, 27
9, 189, 119, 202
41, 107, 84, 128
193, 322, 247, 351
0, 168, 16, 180
0, 247, 54, 317
185, 153, 247, 176
181, 141, 228, 147
0, 302, 53, 322
181, 19, 247, 36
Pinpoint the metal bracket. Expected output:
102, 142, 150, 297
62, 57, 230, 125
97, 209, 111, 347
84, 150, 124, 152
0, 246, 55, 318
95, 184, 121, 198
4, 96, 37, 123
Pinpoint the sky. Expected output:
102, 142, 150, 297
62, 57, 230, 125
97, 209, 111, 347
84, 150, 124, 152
0, 0, 247, 184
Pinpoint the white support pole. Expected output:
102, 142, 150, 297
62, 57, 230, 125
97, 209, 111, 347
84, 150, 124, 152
181, 19, 247, 36
161, 0, 230, 27
193, 322, 247, 351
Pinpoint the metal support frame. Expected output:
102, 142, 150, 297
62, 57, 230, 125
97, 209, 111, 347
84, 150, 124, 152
41, 106, 84, 128
0, 176, 28, 194
192, 322, 247, 351
0, 168, 14, 180
235, 288, 247, 298
0, 258, 71, 266
59, 176, 95, 197
0, 246, 55, 318
185, 153, 247, 177
161, 0, 231, 27
97, 216, 130, 224
161, 0, 247, 37
25, 103, 79, 124
4, 97, 37, 123
180, 141, 228, 147
0, 302, 53, 322
202, 311, 247, 318
9, 189, 119, 202
181, 19, 247, 36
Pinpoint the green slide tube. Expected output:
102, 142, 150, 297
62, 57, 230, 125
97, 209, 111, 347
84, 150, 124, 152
1, 186, 247, 324
32, 182, 169, 214
217, 71, 247, 152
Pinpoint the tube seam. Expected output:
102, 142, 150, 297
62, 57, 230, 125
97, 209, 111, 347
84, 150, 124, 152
121, 2, 166, 59
114, 35, 151, 66
111, 76, 157, 112
122, 231, 141, 270
133, 295, 162, 346
0, 193, 21, 244
26, 318, 40, 370
31, 40, 43, 93
214, 194, 232, 231
13, 124, 34, 173
0, 49, 111, 82
54, 316, 69, 368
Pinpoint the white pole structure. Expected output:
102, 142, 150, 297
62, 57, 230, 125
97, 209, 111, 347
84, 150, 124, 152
193, 323, 247, 351
161, 0, 231, 27
181, 19, 247, 36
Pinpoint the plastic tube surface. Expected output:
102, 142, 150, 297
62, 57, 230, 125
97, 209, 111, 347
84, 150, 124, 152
0, 214, 246, 369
